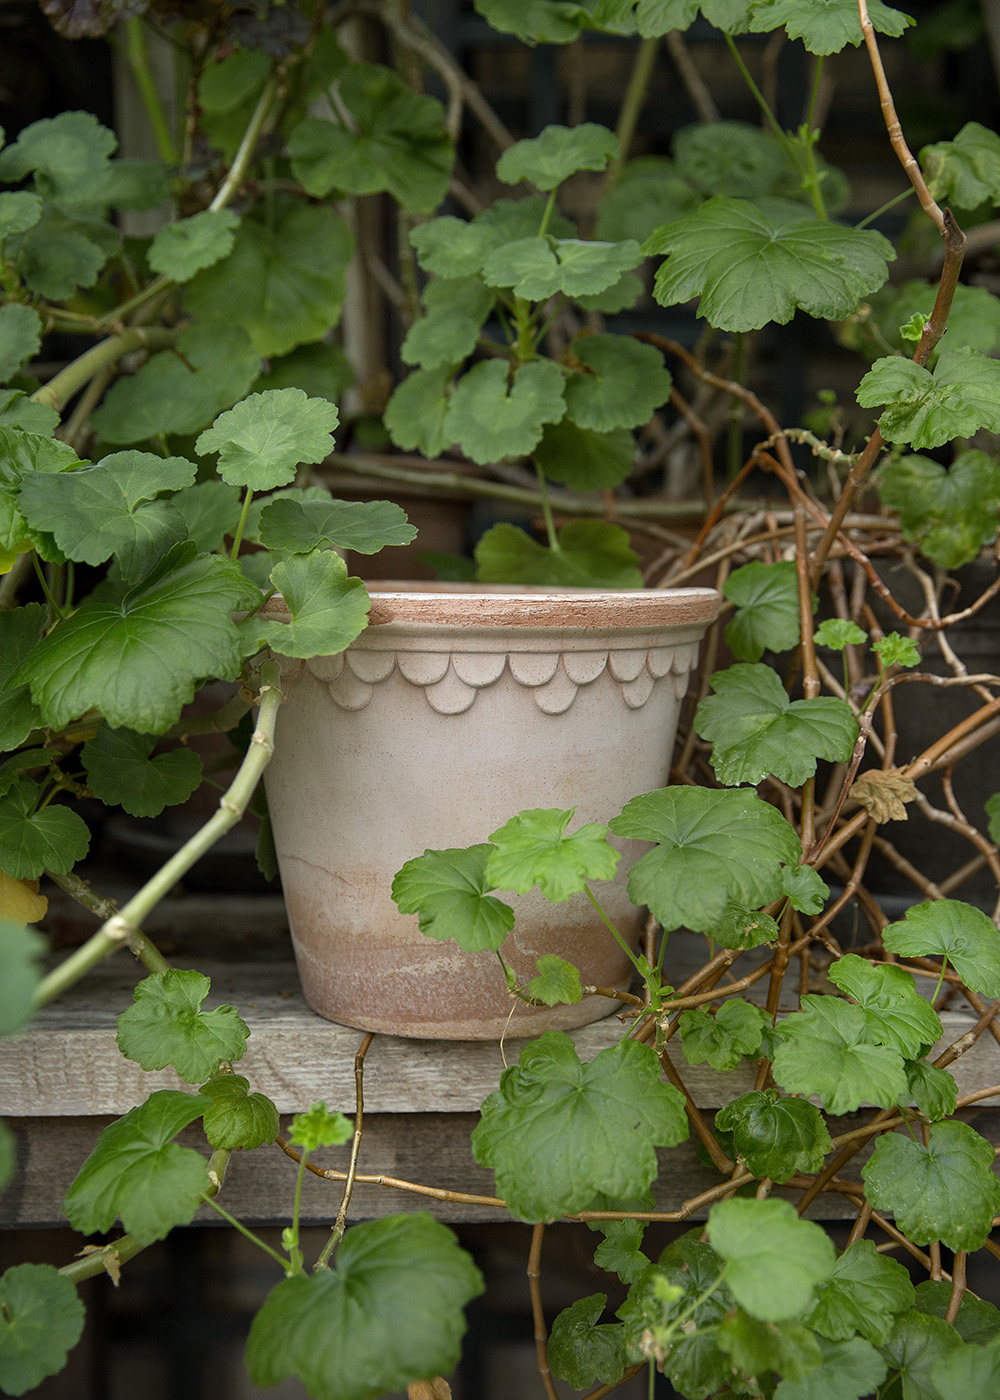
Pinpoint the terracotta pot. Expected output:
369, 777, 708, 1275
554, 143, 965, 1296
262, 584, 719, 1039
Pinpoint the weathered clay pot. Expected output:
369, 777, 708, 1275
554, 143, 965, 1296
263, 585, 719, 1039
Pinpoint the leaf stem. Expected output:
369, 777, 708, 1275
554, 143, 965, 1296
607, 35, 658, 186
201, 1194, 292, 1271
29, 327, 177, 414
537, 187, 559, 239
125, 17, 180, 167
533, 461, 560, 552
209, 72, 282, 214
584, 885, 644, 976
231, 489, 255, 560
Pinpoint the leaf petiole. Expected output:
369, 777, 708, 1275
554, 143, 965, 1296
231, 490, 255, 560
584, 885, 644, 977
201, 1194, 292, 1271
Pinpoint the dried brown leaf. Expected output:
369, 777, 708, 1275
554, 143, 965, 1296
850, 768, 918, 823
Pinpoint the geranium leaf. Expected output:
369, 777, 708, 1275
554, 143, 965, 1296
595, 156, 700, 241
575, 268, 644, 312
749, 0, 912, 54
62, 1089, 208, 1244
171, 480, 242, 554
563, 333, 671, 432
147, 208, 239, 280
444, 359, 566, 464
862, 1121, 1000, 1252
814, 618, 867, 650
482, 235, 641, 300
0, 605, 46, 750
695, 662, 858, 787
717, 1312, 822, 1381
716, 1090, 832, 1183
116, 969, 249, 1082
881, 1311, 963, 1400
708, 1198, 835, 1322
592, 1219, 650, 1284
674, 118, 785, 197
922, 122, 1000, 209
0, 110, 116, 197
384, 365, 452, 457
12, 544, 259, 732
245, 1214, 483, 1400
857, 346, 1000, 449
82, 726, 202, 819
0, 391, 58, 437
773, 1336, 888, 1400
610, 786, 800, 932
525, 954, 583, 1006
678, 1001, 769, 1072
0, 922, 45, 1036
472, 1032, 688, 1221
288, 64, 453, 212
807, 1240, 914, 1345
252, 341, 354, 404
288, 1102, 353, 1151
256, 497, 415, 555
392, 844, 515, 953
914, 1280, 1000, 1345
932, 1344, 1000, 1397
485, 807, 619, 901
0, 305, 42, 382
706, 901, 780, 949
722, 559, 802, 661
882, 898, 1000, 998
400, 304, 485, 370
645, 196, 893, 332
185, 201, 354, 357
18, 451, 195, 583
0, 777, 90, 879
198, 1074, 279, 1151
0, 192, 42, 240
905, 1060, 958, 1122
12, 204, 119, 299
0, 428, 81, 560
0, 1265, 85, 1398
474, 520, 642, 588
771, 996, 909, 1114
782, 863, 830, 914
410, 217, 501, 276
253, 551, 370, 660
879, 450, 1000, 570
496, 123, 620, 190
472, 1, 595, 44
533, 419, 635, 491
90, 322, 261, 445
548, 1294, 626, 1389
827, 953, 942, 1058
196, 388, 338, 490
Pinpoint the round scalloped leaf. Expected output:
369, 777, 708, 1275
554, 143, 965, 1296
922, 122, 1000, 209
0, 305, 42, 382
384, 365, 452, 457
749, 0, 912, 54
410, 216, 500, 276
882, 898, 1000, 998
722, 559, 802, 661
0, 777, 90, 879
548, 1294, 626, 1390
496, 123, 619, 190
392, 844, 515, 953
716, 1090, 831, 1183
771, 996, 908, 1114
533, 419, 635, 491
857, 347, 1000, 450
563, 333, 671, 432
198, 1074, 279, 1151
254, 551, 370, 660
474, 519, 642, 588
288, 1102, 353, 1152
807, 1239, 914, 1346
678, 1000, 768, 1072
444, 358, 565, 464
707, 1197, 835, 1322
482, 235, 641, 301
196, 388, 338, 490
82, 726, 202, 819
0, 1264, 85, 1397
257, 496, 415, 555
0, 111, 116, 196
878, 449, 1000, 569
116, 969, 249, 1082
826, 953, 941, 1059
148, 208, 239, 280
0, 192, 43, 241
486, 807, 619, 902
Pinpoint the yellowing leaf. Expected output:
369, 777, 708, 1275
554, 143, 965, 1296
0, 870, 47, 923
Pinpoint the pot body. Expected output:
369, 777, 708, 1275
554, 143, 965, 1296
263, 586, 719, 1038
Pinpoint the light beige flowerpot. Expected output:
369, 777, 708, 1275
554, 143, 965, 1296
263, 585, 719, 1039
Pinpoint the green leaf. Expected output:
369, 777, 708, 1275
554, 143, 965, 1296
170, 480, 242, 554
646, 196, 894, 332
410, 217, 501, 277
879, 450, 1000, 570
904, 1060, 958, 1122
716, 1090, 832, 1183
749, 0, 912, 54
63, 1089, 208, 1243
0, 604, 46, 751
0, 1265, 85, 1398
289, 1102, 353, 1151
873, 632, 921, 670
445, 359, 566, 464
723, 559, 802, 661
474, 519, 643, 588
595, 155, 700, 242
400, 304, 485, 371
473, 0, 595, 42
252, 341, 354, 405
707, 901, 780, 949
914, 1280, 1000, 1344
13, 544, 259, 732
862, 1120, 1000, 1252
922, 122, 1000, 209
196, 388, 338, 490
695, 662, 858, 787
774, 1336, 888, 1400
807, 1240, 915, 1345
245, 1214, 483, 1400
782, 863, 829, 914
0, 111, 115, 198
496, 123, 620, 190
384, 365, 452, 457
548, 1294, 626, 1388
288, 64, 453, 212
771, 996, 909, 1114
472, 1032, 688, 1221
392, 844, 515, 953
708, 1198, 835, 1322
814, 618, 867, 650
880, 1310, 963, 1400
90, 322, 261, 445
0, 392, 58, 437
256, 497, 415, 555
485, 806, 619, 902
563, 333, 672, 432
18, 451, 195, 583
525, 954, 584, 1006
575, 269, 644, 313
674, 119, 786, 198
147, 208, 239, 280
253, 551, 370, 660
12, 204, 119, 299
116, 969, 248, 1082
883, 898, 1000, 998
857, 347, 1000, 449
678, 1001, 768, 1072
82, 726, 202, 819
827, 953, 942, 1058
198, 1074, 279, 1151
592, 1218, 650, 1284
610, 786, 801, 933
0, 778, 90, 879
0, 305, 42, 382
717, 1311, 823, 1381
0, 192, 42, 241
482, 236, 642, 301
0, 922, 45, 1036
185, 201, 354, 358
533, 419, 635, 491
932, 1344, 1000, 1398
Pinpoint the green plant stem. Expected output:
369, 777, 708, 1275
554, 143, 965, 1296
607, 35, 658, 186
231, 490, 255, 560
856, 186, 915, 230
201, 1198, 291, 1272
533, 462, 560, 551
96, 277, 173, 331
210, 73, 281, 214
58, 1232, 149, 1284
33, 664, 284, 1007
29, 327, 177, 414
537, 187, 559, 238
800, 58, 828, 219
32, 553, 62, 624
125, 17, 180, 166
584, 886, 644, 977
43, 870, 172, 975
